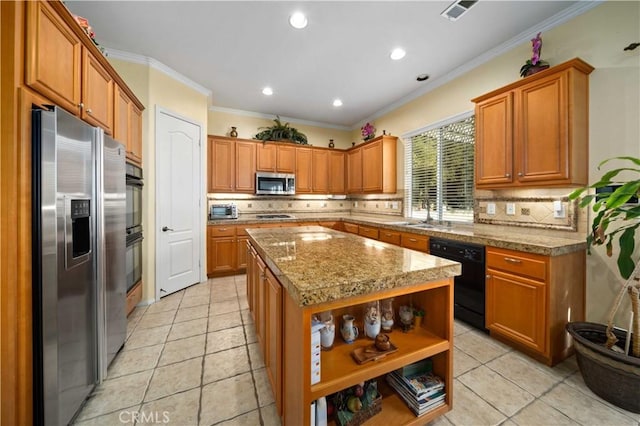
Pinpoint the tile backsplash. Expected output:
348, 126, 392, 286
475, 197, 582, 231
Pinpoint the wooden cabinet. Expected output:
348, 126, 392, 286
485, 246, 586, 365
358, 225, 379, 240
114, 85, 143, 165
256, 143, 296, 173
473, 58, 593, 189
235, 141, 256, 192
295, 147, 313, 193
329, 151, 346, 194
319, 221, 344, 231
25, 1, 121, 134
311, 149, 329, 193
208, 137, 255, 193
265, 268, 283, 415
81, 47, 113, 133
379, 229, 401, 246
348, 135, 397, 194
343, 222, 359, 234
236, 236, 249, 270
400, 232, 429, 252
207, 225, 236, 275
347, 147, 363, 193
25, 0, 82, 115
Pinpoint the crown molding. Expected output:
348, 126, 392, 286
105, 47, 212, 99
208, 106, 352, 131
355, 0, 604, 129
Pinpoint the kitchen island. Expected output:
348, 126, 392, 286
246, 226, 461, 426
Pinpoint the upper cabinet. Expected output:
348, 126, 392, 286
329, 151, 346, 194
473, 58, 593, 189
348, 135, 398, 194
114, 85, 143, 165
256, 143, 296, 173
208, 137, 256, 193
25, 0, 143, 141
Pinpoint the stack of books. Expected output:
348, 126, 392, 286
386, 360, 445, 416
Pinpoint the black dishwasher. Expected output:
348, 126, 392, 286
429, 237, 487, 331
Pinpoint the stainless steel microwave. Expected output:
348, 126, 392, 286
256, 172, 295, 195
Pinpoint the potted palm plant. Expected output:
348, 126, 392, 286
253, 115, 308, 145
567, 156, 640, 413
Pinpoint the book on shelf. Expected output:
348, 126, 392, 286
386, 374, 446, 417
399, 358, 433, 377
388, 369, 444, 397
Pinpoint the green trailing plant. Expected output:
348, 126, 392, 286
569, 156, 640, 356
254, 116, 308, 145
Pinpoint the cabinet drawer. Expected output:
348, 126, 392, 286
401, 233, 429, 252
343, 222, 359, 234
208, 225, 236, 238
379, 230, 401, 246
358, 226, 379, 240
236, 226, 249, 236
486, 247, 546, 281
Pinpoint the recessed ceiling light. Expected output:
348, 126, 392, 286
416, 74, 430, 82
390, 48, 406, 60
289, 12, 308, 29
262, 87, 273, 96
333, 99, 343, 107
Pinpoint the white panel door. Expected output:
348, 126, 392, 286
156, 110, 202, 296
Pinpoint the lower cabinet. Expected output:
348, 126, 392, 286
343, 222, 359, 234
379, 229, 401, 245
485, 246, 585, 365
265, 268, 283, 415
400, 232, 429, 252
207, 225, 236, 275
358, 225, 379, 240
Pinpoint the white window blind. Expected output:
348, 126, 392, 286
404, 114, 475, 223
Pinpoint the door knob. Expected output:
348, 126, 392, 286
162, 226, 174, 232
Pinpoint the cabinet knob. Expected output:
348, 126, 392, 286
86, 108, 92, 114
78, 102, 84, 109
505, 173, 511, 178
518, 172, 523, 177
486, 274, 491, 279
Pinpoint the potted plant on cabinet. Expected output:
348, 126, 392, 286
253, 115, 308, 145
567, 156, 640, 414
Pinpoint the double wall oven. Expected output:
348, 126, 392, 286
126, 163, 143, 292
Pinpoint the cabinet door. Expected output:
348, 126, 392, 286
295, 147, 313, 193
347, 148, 362, 193
209, 138, 234, 192
329, 151, 346, 194
25, 0, 82, 115
256, 257, 267, 356
312, 149, 329, 193
343, 222, 359, 234
114, 85, 130, 145
256, 143, 276, 172
475, 92, 513, 187
277, 145, 296, 173
265, 268, 283, 415
208, 237, 236, 274
516, 72, 568, 183
247, 244, 255, 313
129, 103, 143, 165
236, 141, 256, 193
236, 236, 249, 270
358, 225, 379, 240
81, 47, 113, 133
362, 140, 383, 192
379, 230, 401, 246
486, 270, 546, 353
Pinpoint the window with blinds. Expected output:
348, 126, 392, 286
404, 114, 475, 222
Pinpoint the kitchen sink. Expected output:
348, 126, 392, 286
407, 223, 436, 229
386, 221, 413, 226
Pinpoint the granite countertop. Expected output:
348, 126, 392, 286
247, 226, 461, 307
210, 213, 586, 256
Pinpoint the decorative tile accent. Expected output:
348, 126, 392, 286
475, 197, 578, 231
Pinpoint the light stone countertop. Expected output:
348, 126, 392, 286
211, 212, 587, 256
247, 226, 461, 307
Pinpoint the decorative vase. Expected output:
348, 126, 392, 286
341, 314, 359, 344
319, 312, 335, 351
524, 64, 550, 77
381, 298, 394, 332
230, 126, 238, 138
352, 142, 356, 147
413, 315, 423, 329
399, 305, 413, 332
364, 301, 381, 339
328, 139, 334, 148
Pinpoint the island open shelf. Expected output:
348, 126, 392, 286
246, 226, 458, 425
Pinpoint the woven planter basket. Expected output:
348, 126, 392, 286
566, 322, 640, 413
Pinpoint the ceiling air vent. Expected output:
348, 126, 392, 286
441, 0, 478, 21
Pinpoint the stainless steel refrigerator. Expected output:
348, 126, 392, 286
32, 107, 126, 425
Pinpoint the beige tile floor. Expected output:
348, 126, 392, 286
74, 276, 640, 426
